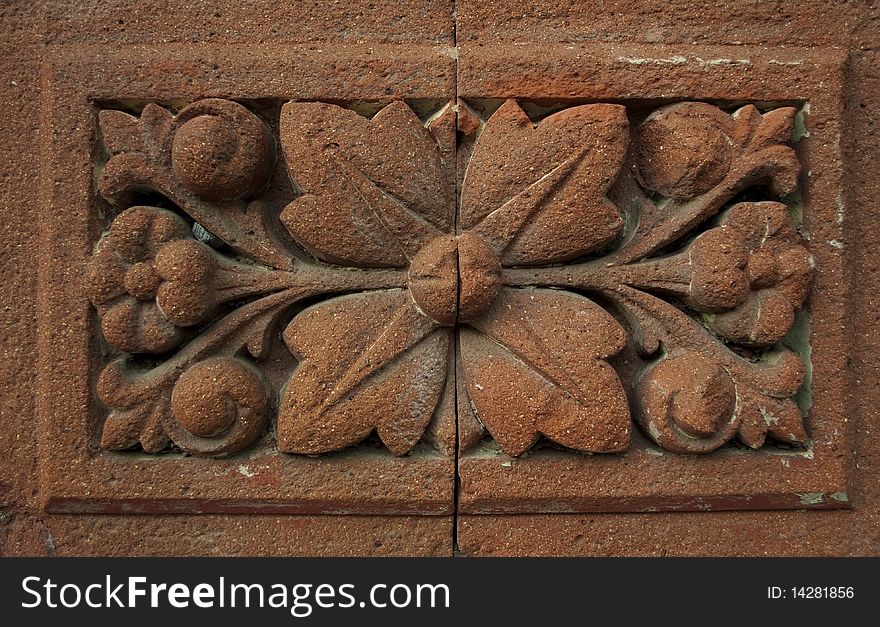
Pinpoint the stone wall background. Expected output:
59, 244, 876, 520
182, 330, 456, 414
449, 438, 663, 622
1, 0, 877, 555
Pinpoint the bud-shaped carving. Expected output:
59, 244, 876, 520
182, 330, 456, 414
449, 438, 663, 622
636, 352, 740, 453
167, 357, 270, 456
171, 99, 273, 201
635, 102, 734, 199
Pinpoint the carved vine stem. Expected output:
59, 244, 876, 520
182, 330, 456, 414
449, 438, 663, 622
97, 266, 406, 455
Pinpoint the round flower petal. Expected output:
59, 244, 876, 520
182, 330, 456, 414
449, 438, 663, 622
102, 206, 190, 263
156, 280, 215, 327
101, 298, 185, 354
774, 245, 813, 307
86, 247, 127, 307
707, 289, 795, 347
687, 227, 750, 312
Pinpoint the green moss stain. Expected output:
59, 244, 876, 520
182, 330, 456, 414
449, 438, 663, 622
783, 310, 813, 418
793, 102, 810, 142
782, 188, 805, 231
798, 492, 825, 505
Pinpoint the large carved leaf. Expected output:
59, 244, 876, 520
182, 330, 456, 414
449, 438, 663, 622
279, 290, 449, 455
280, 101, 452, 267
461, 100, 629, 265
460, 288, 631, 455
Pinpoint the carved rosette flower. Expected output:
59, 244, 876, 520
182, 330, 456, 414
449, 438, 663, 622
87, 206, 192, 354
702, 201, 813, 347
87, 207, 297, 354
277, 99, 632, 457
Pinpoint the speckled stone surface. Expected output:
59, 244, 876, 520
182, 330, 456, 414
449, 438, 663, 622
1, 0, 878, 556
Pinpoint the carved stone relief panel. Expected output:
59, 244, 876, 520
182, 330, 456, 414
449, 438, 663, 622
37, 42, 849, 522
87, 96, 812, 458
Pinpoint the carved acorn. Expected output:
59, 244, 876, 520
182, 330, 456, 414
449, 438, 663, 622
635, 102, 734, 199
171, 99, 273, 201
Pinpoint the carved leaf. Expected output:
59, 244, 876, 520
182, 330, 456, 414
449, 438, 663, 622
737, 394, 807, 449
461, 99, 629, 265
460, 288, 631, 455
278, 290, 448, 456
736, 349, 807, 448
280, 101, 452, 267
138, 103, 176, 153
99, 402, 170, 453
731, 104, 797, 151
98, 110, 143, 155
729, 105, 800, 196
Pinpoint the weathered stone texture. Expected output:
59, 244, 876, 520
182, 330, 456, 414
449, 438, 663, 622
1, 0, 878, 556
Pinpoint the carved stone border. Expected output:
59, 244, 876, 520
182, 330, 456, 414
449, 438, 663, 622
37, 44, 457, 515
457, 43, 851, 513
36, 42, 850, 518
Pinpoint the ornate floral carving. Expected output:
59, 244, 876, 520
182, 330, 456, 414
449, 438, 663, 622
88, 96, 812, 458
88, 206, 192, 354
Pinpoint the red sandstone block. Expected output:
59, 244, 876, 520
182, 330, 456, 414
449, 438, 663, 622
1, 0, 877, 557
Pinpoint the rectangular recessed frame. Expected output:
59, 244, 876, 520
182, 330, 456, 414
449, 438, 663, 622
37, 42, 851, 519
457, 43, 851, 514
37, 44, 457, 515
